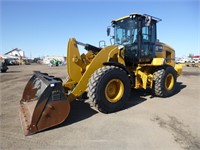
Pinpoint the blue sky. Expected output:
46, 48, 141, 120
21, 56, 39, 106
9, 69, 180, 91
1, 0, 200, 58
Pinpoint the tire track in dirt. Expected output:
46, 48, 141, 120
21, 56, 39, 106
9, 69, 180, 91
152, 115, 200, 150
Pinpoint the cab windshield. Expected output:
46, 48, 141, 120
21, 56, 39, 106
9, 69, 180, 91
114, 18, 138, 45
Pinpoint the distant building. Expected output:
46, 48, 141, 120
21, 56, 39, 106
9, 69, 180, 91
4, 48, 25, 58
192, 55, 200, 63
192, 55, 200, 59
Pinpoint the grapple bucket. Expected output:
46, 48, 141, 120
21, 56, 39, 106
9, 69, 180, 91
19, 71, 70, 136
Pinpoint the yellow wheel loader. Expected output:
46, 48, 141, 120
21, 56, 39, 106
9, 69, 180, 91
19, 13, 182, 135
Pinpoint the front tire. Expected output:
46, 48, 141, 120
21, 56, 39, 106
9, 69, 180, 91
153, 67, 177, 97
88, 66, 131, 113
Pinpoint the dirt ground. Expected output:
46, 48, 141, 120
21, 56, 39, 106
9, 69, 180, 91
0, 64, 200, 150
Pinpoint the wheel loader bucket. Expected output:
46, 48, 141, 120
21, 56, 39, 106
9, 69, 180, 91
19, 71, 70, 136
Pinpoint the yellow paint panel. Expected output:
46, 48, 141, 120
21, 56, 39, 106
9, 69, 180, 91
113, 16, 129, 22
67, 38, 83, 83
151, 58, 165, 66
69, 46, 119, 101
175, 64, 182, 76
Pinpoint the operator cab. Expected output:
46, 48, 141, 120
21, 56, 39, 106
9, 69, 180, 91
111, 13, 161, 65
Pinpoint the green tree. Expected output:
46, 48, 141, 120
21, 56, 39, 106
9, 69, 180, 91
188, 53, 194, 58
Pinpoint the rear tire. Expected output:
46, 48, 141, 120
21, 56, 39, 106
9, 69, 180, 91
88, 66, 131, 113
153, 67, 177, 97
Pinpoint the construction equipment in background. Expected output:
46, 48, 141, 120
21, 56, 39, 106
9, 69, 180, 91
19, 13, 182, 136
0, 56, 8, 73
49, 58, 62, 67
21, 59, 31, 65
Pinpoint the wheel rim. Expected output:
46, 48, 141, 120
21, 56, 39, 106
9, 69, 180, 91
105, 79, 124, 103
165, 73, 174, 91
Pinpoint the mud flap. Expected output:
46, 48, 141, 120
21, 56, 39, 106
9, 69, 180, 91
19, 71, 70, 136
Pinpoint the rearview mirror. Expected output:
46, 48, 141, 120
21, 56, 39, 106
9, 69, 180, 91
107, 27, 111, 36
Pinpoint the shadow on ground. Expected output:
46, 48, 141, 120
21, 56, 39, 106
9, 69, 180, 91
174, 82, 187, 95
123, 89, 149, 110
41, 101, 98, 134
182, 71, 200, 76
45, 89, 149, 134
42, 82, 186, 133
62, 101, 98, 126
5, 70, 21, 73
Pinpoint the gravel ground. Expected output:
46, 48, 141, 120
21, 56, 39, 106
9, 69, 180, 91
0, 64, 200, 150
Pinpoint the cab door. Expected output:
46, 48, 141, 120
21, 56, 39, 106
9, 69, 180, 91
140, 20, 157, 60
